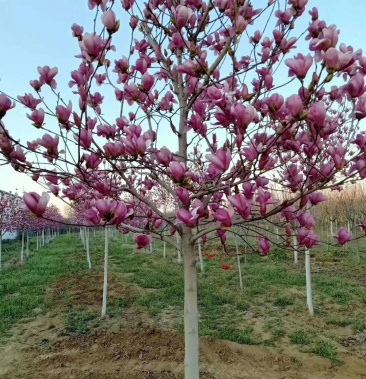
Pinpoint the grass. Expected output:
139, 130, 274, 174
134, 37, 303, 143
0, 234, 88, 340
290, 330, 313, 345
1, 230, 366, 366
313, 340, 342, 366
64, 307, 99, 335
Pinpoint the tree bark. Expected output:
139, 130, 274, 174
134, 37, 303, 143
235, 236, 243, 291
293, 235, 298, 265
198, 241, 204, 273
182, 231, 200, 379
101, 227, 108, 318
20, 231, 25, 263
85, 227, 92, 270
305, 250, 314, 316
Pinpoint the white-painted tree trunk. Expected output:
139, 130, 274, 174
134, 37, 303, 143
150, 242, 153, 253
235, 236, 243, 291
293, 235, 298, 265
42, 229, 45, 247
163, 241, 166, 258
26, 233, 29, 258
182, 232, 199, 379
305, 250, 314, 316
36, 232, 39, 251
80, 228, 85, 248
101, 227, 108, 318
176, 233, 182, 264
85, 227, 91, 270
198, 241, 204, 272
20, 231, 25, 263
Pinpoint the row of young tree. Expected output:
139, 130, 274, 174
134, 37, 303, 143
0, 191, 64, 271
2, 0, 366, 377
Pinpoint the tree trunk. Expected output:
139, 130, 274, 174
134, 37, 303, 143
182, 231, 200, 379
293, 235, 298, 265
163, 241, 166, 258
85, 227, 92, 270
198, 241, 204, 273
80, 228, 85, 248
101, 227, 108, 318
176, 233, 182, 264
21, 231, 25, 262
26, 233, 29, 258
305, 250, 314, 316
235, 236, 243, 291
36, 232, 39, 250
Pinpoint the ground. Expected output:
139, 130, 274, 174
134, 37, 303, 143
1, 233, 366, 378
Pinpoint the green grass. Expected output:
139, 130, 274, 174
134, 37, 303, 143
0, 234, 88, 340
64, 307, 99, 335
2, 230, 366, 366
290, 330, 313, 345
313, 340, 342, 365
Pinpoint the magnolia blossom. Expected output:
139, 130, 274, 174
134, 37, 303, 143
23, 192, 50, 217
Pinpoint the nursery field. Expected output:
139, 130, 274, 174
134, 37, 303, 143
1, 233, 366, 379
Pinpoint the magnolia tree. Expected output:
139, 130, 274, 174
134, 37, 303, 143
2, 0, 366, 377
0, 192, 23, 271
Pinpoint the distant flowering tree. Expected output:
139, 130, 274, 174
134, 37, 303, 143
1, 1, 366, 377
0, 192, 22, 270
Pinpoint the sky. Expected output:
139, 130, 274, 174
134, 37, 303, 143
0, 0, 366, 209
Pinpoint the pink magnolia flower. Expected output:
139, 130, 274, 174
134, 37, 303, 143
85, 209, 101, 225
206, 148, 231, 172
286, 94, 303, 117
175, 5, 193, 28
37, 66, 58, 89
308, 102, 326, 127
258, 236, 271, 255
281, 205, 297, 221
335, 228, 352, 245
134, 234, 152, 249
285, 53, 313, 79
0, 94, 15, 119
297, 228, 319, 249
27, 108, 45, 128
79, 33, 106, 62
214, 207, 234, 228
23, 192, 50, 217
177, 208, 197, 227
101, 10, 119, 34
56, 101, 72, 124
227, 194, 251, 220
71, 23, 84, 40
88, 0, 108, 11
169, 161, 186, 183
176, 187, 190, 205
17, 93, 42, 110
298, 211, 315, 229
309, 192, 327, 205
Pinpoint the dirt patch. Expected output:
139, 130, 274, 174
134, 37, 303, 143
1, 314, 366, 379
48, 272, 137, 309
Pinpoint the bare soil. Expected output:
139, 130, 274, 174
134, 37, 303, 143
1, 310, 366, 379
